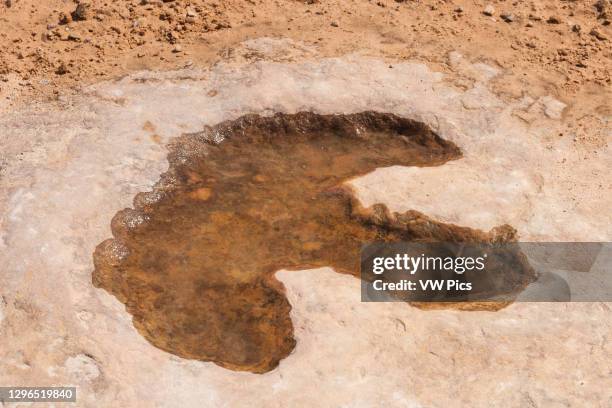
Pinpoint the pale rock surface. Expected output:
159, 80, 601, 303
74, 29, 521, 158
0, 39, 610, 407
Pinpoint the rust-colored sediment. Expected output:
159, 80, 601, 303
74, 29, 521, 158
93, 111, 534, 373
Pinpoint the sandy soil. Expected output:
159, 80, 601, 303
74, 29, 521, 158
1, 0, 610, 103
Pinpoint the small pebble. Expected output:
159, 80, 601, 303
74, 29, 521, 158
590, 28, 608, 41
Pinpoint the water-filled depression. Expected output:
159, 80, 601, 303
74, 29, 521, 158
93, 112, 534, 373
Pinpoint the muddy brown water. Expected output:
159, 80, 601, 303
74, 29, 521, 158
93, 111, 534, 373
